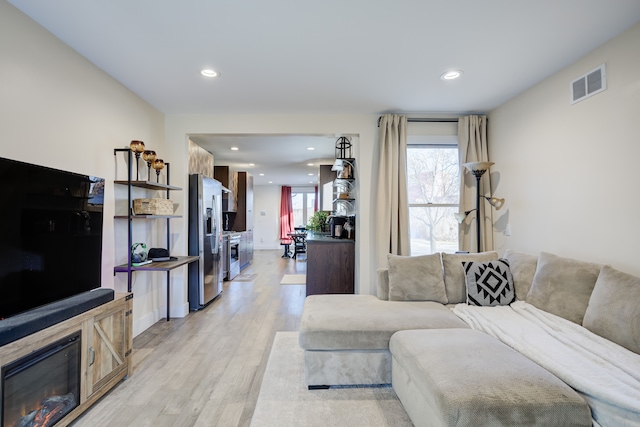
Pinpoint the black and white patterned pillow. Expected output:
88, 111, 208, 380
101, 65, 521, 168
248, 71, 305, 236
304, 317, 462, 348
462, 259, 515, 306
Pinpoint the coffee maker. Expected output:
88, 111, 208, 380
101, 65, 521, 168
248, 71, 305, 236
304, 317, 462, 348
329, 215, 347, 238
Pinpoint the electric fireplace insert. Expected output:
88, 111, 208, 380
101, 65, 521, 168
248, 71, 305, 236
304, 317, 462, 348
1, 332, 81, 427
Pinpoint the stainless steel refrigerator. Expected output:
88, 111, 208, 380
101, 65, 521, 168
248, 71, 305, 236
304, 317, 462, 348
188, 174, 223, 310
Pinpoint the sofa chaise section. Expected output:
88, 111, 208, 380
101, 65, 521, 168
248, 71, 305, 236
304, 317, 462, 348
299, 294, 468, 387
390, 329, 592, 427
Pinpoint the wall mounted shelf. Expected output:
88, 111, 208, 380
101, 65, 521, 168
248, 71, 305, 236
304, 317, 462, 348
113, 148, 197, 321
114, 256, 199, 273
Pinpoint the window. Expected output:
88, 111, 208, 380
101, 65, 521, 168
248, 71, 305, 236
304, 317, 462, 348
407, 145, 459, 255
291, 190, 316, 228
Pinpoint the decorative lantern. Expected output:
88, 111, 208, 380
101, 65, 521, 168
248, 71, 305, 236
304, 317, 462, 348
142, 150, 157, 181
129, 140, 146, 180
152, 159, 165, 183
335, 136, 352, 159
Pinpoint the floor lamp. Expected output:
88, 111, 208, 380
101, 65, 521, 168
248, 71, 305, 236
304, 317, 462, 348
455, 162, 504, 252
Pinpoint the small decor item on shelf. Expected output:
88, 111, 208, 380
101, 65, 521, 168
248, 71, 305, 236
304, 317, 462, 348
133, 198, 173, 215
148, 247, 176, 262
339, 163, 353, 179
344, 218, 354, 240
131, 242, 148, 265
334, 199, 354, 216
129, 140, 146, 180
335, 136, 352, 159
152, 158, 165, 183
142, 150, 156, 181
335, 179, 354, 199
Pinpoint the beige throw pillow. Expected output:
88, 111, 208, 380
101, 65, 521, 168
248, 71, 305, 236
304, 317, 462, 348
442, 251, 499, 304
387, 253, 447, 303
503, 249, 538, 300
526, 252, 601, 324
583, 265, 640, 355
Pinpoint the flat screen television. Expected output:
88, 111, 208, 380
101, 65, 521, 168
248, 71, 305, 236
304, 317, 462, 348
0, 157, 105, 320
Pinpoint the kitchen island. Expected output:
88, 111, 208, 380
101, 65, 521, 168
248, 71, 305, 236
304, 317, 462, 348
305, 234, 354, 296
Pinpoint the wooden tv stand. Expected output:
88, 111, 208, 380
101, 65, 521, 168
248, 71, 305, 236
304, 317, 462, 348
0, 292, 133, 427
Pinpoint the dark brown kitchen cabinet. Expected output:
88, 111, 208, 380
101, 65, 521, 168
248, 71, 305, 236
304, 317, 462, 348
214, 165, 237, 212
306, 238, 354, 296
233, 172, 253, 232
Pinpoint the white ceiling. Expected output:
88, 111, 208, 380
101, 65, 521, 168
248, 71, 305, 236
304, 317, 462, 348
9, 0, 640, 185
189, 134, 342, 187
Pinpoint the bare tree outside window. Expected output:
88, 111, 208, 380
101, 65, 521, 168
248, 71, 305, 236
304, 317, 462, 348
407, 146, 459, 255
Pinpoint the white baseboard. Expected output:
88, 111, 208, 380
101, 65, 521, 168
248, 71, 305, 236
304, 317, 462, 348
133, 302, 189, 337
171, 302, 190, 319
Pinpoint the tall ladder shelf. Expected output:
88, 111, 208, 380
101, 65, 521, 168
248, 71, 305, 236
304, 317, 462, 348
113, 148, 198, 320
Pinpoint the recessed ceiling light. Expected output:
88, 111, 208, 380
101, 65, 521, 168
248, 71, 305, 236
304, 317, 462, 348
309, 181, 314, 184
249, 163, 255, 166
259, 173, 264, 176
230, 147, 239, 151
441, 70, 463, 80
268, 181, 273, 184
308, 173, 314, 176
307, 163, 314, 166
201, 69, 219, 77
307, 147, 315, 151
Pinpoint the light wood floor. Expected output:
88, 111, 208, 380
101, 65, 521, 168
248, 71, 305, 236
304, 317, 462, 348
72, 250, 307, 427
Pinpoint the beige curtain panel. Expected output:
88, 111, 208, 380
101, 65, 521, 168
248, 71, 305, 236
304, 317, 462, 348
376, 114, 410, 267
458, 115, 493, 252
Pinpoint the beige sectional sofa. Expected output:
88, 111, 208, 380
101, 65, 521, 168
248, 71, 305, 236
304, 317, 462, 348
299, 250, 640, 426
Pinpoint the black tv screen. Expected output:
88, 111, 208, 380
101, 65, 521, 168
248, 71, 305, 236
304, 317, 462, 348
0, 157, 105, 320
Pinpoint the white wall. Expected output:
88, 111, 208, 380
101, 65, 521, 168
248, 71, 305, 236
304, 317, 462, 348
489, 22, 640, 276
165, 114, 380, 295
0, 1, 168, 336
253, 185, 282, 250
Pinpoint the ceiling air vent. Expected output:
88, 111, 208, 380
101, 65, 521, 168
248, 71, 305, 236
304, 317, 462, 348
570, 63, 606, 104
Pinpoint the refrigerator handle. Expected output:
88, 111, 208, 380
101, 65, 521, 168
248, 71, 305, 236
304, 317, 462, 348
211, 195, 219, 254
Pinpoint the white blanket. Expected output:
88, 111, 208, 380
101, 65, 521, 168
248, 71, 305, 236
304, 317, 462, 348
452, 301, 640, 427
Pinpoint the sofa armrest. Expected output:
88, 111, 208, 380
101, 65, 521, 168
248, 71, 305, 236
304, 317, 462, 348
377, 268, 389, 301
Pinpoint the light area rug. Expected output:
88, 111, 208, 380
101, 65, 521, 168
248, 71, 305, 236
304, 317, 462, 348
279, 274, 306, 285
250, 332, 413, 427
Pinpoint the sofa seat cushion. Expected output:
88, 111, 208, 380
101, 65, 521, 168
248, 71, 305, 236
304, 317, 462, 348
390, 329, 592, 427
299, 295, 468, 351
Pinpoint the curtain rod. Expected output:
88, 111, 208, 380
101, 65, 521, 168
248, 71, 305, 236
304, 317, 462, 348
377, 117, 459, 127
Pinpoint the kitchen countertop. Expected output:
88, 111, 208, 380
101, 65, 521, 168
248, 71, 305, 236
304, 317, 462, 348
306, 234, 354, 243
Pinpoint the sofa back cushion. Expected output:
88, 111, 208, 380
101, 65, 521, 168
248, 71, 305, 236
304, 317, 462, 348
387, 253, 448, 303
376, 268, 390, 301
526, 252, 601, 324
442, 251, 499, 304
583, 265, 640, 355
503, 249, 538, 300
